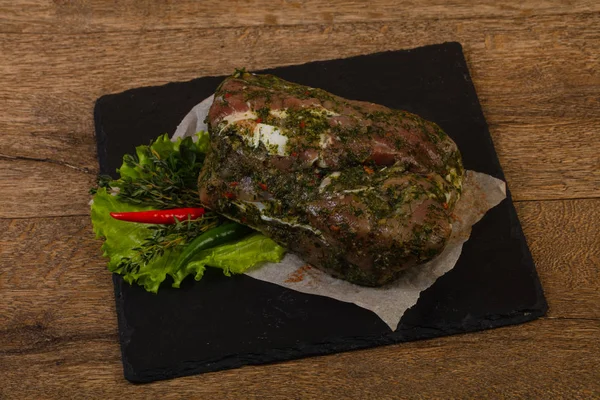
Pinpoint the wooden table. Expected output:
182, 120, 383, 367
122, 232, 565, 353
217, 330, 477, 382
1, 1, 599, 398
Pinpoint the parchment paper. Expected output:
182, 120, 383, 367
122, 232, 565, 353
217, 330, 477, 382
174, 96, 507, 330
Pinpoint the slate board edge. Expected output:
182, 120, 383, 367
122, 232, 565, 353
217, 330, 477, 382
93, 100, 109, 177
113, 268, 546, 383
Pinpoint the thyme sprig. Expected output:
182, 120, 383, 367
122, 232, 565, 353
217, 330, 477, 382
114, 215, 220, 275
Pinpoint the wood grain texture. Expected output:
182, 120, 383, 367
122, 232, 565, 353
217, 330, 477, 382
0, 159, 95, 219
1, 319, 599, 399
1, 0, 599, 397
0, 216, 109, 291
1, 0, 598, 33
514, 199, 600, 319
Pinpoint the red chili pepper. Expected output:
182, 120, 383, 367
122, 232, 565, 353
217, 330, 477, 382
256, 118, 262, 123
224, 93, 232, 99
291, 152, 298, 157
229, 181, 239, 187
223, 192, 236, 199
299, 121, 306, 129
442, 202, 449, 210
258, 183, 268, 191
110, 207, 205, 224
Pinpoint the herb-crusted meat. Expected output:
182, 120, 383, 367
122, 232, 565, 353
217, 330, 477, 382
198, 71, 464, 286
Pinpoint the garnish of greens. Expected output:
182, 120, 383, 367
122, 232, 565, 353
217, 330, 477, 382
90, 132, 286, 293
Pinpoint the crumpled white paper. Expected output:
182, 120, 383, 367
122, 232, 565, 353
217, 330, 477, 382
172, 95, 214, 142
174, 96, 507, 330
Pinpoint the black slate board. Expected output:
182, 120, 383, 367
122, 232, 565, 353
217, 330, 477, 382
94, 42, 547, 383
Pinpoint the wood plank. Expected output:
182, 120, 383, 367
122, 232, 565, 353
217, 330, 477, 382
0, 216, 109, 291
1, 0, 598, 34
496, 121, 600, 200
1, 199, 598, 319
515, 199, 600, 320
0, 159, 95, 219
1, 290, 117, 356
1, 318, 598, 398
0, 94, 98, 169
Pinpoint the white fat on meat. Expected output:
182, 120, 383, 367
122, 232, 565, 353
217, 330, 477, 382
317, 133, 335, 168
218, 111, 290, 156
234, 200, 324, 237
318, 171, 341, 193
174, 100, 336, 160
259, 214, 323, 237
221, 110, 258, 126
250, 124, 288, 156
269, 109, 288, 119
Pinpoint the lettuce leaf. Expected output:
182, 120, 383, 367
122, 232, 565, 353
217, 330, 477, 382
90, 187, 153, 271
185, 234, 287, 278
90, 132, 285, 293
